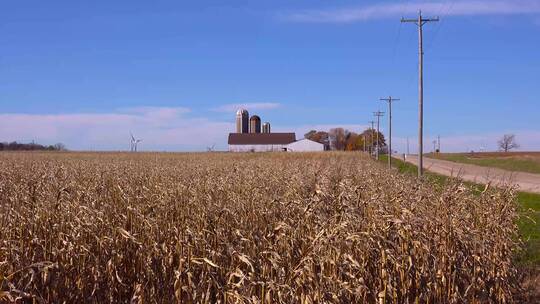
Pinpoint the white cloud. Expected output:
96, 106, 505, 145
212, 103, 281, 113
121, 106, 190, 116
393, 131, 540, 154
0, 107, 233, 151
284, 1, 540, 23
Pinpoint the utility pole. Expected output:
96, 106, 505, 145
373, 111, 385, 161
380, 96, 399, 168
363, 135, 367, 152
368, 120, 375, 156
437, 135, 441, 152
402, 11, 439, 177
407, 137, 410, 155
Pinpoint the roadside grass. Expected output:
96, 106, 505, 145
517, 192, 540, 265
429, 152, 540, 174
379, 154, 540, 266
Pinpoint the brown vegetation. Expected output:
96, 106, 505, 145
0, 152, 523, 303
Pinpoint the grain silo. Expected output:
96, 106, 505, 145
262, 122, 271, 133
236, 109, 249, 133
249, 115, 261, 133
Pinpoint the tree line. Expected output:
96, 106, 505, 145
0, 141, 67, 151
305, 128, 386, 151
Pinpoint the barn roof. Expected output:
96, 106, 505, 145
228, 133, 296, 145
288, 138, 324, 146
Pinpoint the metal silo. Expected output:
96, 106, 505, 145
236, 109, 249, 133
262, 122, 271, 133
249, 115, 261, 133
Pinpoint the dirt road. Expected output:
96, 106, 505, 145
400, 155, 540, 194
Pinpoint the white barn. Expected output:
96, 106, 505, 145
228, 133, 296, 152
286, 139, 325, 152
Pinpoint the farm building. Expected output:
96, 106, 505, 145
229, 108, 324, 152
229, 108, 297, 152
285, 138, 325, 152
228, 133, 296, 152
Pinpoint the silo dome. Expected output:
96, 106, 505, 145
236, 108, 248, 116
249, 115, 261, 133
236, 108, 249, 133
262, 122, 271, 133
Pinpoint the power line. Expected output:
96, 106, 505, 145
426, 0, 455, 52
402, 2, 451, 88
402, 11, 439, 177
380, 96, 400, 168
391, 22, 403, 67
391, 0, 411, 67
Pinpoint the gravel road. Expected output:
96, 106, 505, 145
400, 155, 540, 194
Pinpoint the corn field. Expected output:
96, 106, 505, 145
0, 152, 522, 303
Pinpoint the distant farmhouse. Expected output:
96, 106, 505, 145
227, 108, 324, 152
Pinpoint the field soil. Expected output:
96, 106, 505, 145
402, 154, 540, 194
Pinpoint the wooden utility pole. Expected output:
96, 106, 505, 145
380, 96, 399, 168
373, 111, 385, 161
363, 135, 367, 152
402, 11, 439, 177
368, 120, 375, 156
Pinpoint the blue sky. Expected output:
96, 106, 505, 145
1, 0, 539, 151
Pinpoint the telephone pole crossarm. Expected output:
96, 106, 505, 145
401, 17, 439, 24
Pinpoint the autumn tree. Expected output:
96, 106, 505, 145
344, 132, 365, 151
359, 129, 386, 152
345, 132, 357, 151
305, 130, 330, 150
305, 130, 317, 139
306, 128, 385, 152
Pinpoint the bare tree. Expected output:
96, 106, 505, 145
497, 134, 519, 152
54, 143, 67, 151
329, 128, 347, 151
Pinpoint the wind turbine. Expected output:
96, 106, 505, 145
134, 138, 142, 152
207, 143, 215, 152
130, 133, 135, 152
130, 133, 142, 152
